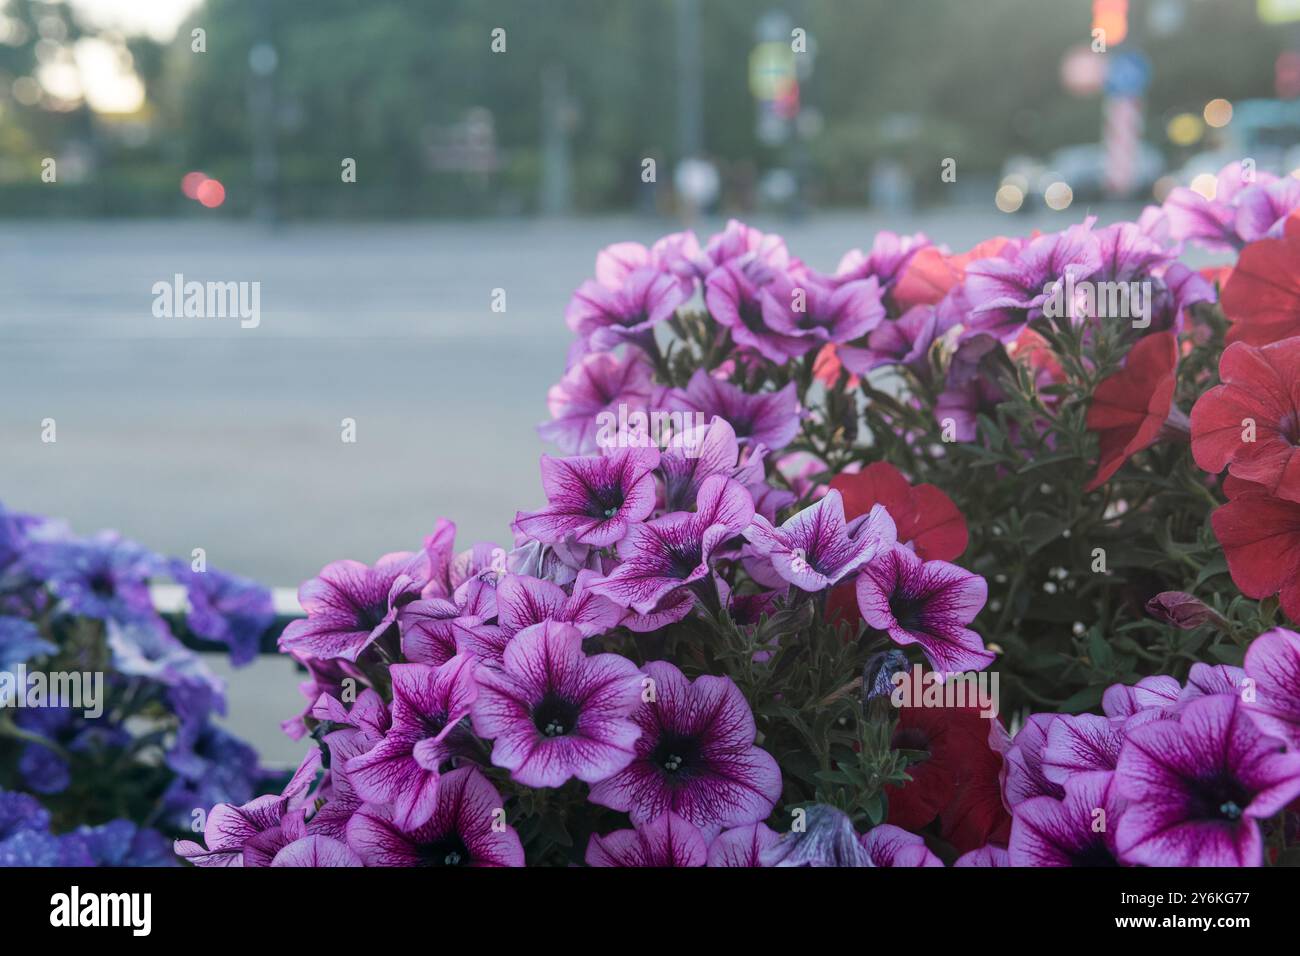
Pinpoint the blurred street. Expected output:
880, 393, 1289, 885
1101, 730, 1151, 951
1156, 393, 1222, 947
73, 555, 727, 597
1, 206, 1171, 585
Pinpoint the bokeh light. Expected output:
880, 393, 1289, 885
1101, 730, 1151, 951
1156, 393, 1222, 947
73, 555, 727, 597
995, 184, 1024, 213
1166, 112, 1204, 146
1203, 98, 1233, 128
181, 171, 208, 199
1044, 181, 1073, 211
196, 178, 226, 208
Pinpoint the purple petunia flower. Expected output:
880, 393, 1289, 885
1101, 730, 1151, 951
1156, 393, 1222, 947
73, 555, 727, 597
279, 550, 429, 662
346, 766, 524, 867
271, 835, 363, 867
398, 576, 497, 665
1161, 162, 1300, 252
1000, 713, 1066, 808
705, 257, 810, 362
539, 349, 655, 455
658, 415, 766, 514
699, 219, 791, 274
470, 620, 644, 788
934, 364, 1007, 444
63, 820, 179, 868
594, 235, 702, 290
588, 475, 754, 615
566, 266, 691, 352
954, 844, 1011, 867
706, 822, 781, 867
23, 531, 160, 622
1087, 222, 1216, 334
860, 824, 944, 867
962, 220, 1103, 342
174, 793, 291, 867
588, 660, 781, 834
160, 724, 268, 832
760, 271, 886, 346
1243, 627, 1300, 749
855, 544, 994, 674
744, 489, 896, 592
1174, 662, 1246, 713
585, 811, 708, 867
838, 304, 941, 376
666, 370, 801, 451
832, 230, 930, 295
0, 789, 49, 842
169, 561, 275, 666
303, 726, 379, 842
514, 447, 660, 548
1115, 694, 1300, 866
1041, 713, 1124, 784
1010, 772, 1125, 867
346, 655, 478, 830
1102, 674, 1181, 729
491, 570, 623, 642
0, 618, 54, 688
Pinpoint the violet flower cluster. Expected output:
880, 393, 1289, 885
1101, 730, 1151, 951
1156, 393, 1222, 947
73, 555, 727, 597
0, 502, 276, 866
185, 203, 1300, 867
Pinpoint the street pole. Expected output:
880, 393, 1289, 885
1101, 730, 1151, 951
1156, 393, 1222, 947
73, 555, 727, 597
675, 0, 704, 162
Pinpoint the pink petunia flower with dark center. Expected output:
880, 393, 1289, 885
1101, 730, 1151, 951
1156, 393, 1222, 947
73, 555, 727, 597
585, 811, 709, 867
454, 570, 624, 666
345, 655, 478, 831
566, 264, 691, 353
1115, 694, 1300, 866
514, 446, 660, 549
657, 415, 766, 515
587, 475, 755, 616
743, 488, 896, 592
470, 620, 644, 789
398, 575, 496, 665
1243, 626, 1300, 749
1009, 772, 1125, 867
704, 256, 810, 362
698, 219, 791, 274
587, 660, 782, 835
665, 369, 801, 451
759, 271, 886, 347
278, 550, 430, 663
345, 766, 524, 867
855, 544, 994, 674
538, 349, 654, 455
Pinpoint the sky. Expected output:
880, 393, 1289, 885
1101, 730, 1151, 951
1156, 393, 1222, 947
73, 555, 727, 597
35, 0, 200, 112
70, 0, 200, 42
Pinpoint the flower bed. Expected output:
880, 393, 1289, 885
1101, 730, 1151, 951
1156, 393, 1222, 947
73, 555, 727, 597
13, 161, 1300, 868
0, 512, 279, 865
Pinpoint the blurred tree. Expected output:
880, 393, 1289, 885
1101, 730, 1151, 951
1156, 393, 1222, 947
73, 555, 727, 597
3, 0, 1294, 216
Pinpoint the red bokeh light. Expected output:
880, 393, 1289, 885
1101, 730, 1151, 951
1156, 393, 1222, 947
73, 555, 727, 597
196, 178, 226, 208
181, 171, 208, 199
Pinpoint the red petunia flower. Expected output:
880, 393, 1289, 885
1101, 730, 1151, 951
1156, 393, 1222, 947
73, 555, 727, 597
886, 703, 1011, 854
1220, 212, 1300, 346
831, 462, 968, 562
1211, 475, 1300, 623
825, 463, 968, 627
1191, 337, 1300, 503
892, 237, 1014, 310
1084, 332, 1181, 492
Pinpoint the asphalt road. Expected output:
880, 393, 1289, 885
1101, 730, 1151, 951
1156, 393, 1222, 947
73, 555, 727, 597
1, 205, 1173, 759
